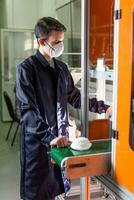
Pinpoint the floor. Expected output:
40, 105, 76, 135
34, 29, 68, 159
0, 125, 20, 200
0, 123, 115, 200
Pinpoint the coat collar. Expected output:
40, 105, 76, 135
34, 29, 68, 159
35, 49, 63, 71
35, 50, 50, 68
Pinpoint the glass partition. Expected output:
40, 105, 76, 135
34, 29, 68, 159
89, 0, 114, 66
56, 0, 82, 135
1, 29, 36, 121
56, 0, 114, 142
57, 0, 81, 69
56, 0, 81, 195
88, 0, 114, 139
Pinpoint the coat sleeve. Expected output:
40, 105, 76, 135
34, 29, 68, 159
16, 62, 56, 148
67, 68, 109, 114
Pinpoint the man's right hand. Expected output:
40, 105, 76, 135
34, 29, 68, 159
50, 135, 68, 147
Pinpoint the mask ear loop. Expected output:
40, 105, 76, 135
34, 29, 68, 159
45, 41, 55, 51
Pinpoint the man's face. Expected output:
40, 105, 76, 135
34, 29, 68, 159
46, 30, 64, 46
39, 30, 65, 58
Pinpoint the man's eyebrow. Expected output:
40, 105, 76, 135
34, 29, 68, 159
51, 39, 64, 45
55, 39, 64, 43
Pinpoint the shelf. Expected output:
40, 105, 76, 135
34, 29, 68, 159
50, 139, 111, 179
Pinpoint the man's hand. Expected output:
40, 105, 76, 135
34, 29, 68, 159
50, 135, 68, 147
106, 106, 112, 116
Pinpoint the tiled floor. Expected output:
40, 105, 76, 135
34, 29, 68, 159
0, 129, 20, 200
0, 125, 115, 200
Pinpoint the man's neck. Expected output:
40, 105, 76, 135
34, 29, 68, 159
39, 48, 52, 64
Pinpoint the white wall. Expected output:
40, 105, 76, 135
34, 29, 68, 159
13, 0, 40, 29
1, 0, 74, 29
55, 0, 70, 9
3, 0, 57, 29
4, 0, 40, 29
39, 0, 56, 18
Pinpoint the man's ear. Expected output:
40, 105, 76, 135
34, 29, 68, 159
37, 38, 45, 46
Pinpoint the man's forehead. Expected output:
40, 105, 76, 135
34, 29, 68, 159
48, 30, 64, 41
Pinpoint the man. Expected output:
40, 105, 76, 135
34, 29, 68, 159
16, 17, 112, 200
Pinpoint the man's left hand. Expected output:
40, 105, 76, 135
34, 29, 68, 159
106, 106, 112, 116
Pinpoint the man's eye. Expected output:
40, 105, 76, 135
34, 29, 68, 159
55, 41, 62, 45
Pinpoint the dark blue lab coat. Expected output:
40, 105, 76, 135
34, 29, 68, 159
16, 50, 109, 200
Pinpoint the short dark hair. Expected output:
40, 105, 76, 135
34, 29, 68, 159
34, 17, 66, 39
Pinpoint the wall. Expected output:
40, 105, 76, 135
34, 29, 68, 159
0, 0, 75, 31
0, 0, 6, 28
39, 0, 56, 18
55, 0, 70, 9
2, 0, 57, 29
4, 0, 40, 29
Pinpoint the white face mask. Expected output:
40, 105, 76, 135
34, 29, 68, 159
45, 41, 64, 58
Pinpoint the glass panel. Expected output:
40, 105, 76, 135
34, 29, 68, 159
130, 12, 134, 150
57, 0, 81, 69
56, 0, 81, 134
88, 0, 114, 139
2, 31, 35, 83
56, 0, 81, 193
90, 0, 114, 67
1, 29, 35, 121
